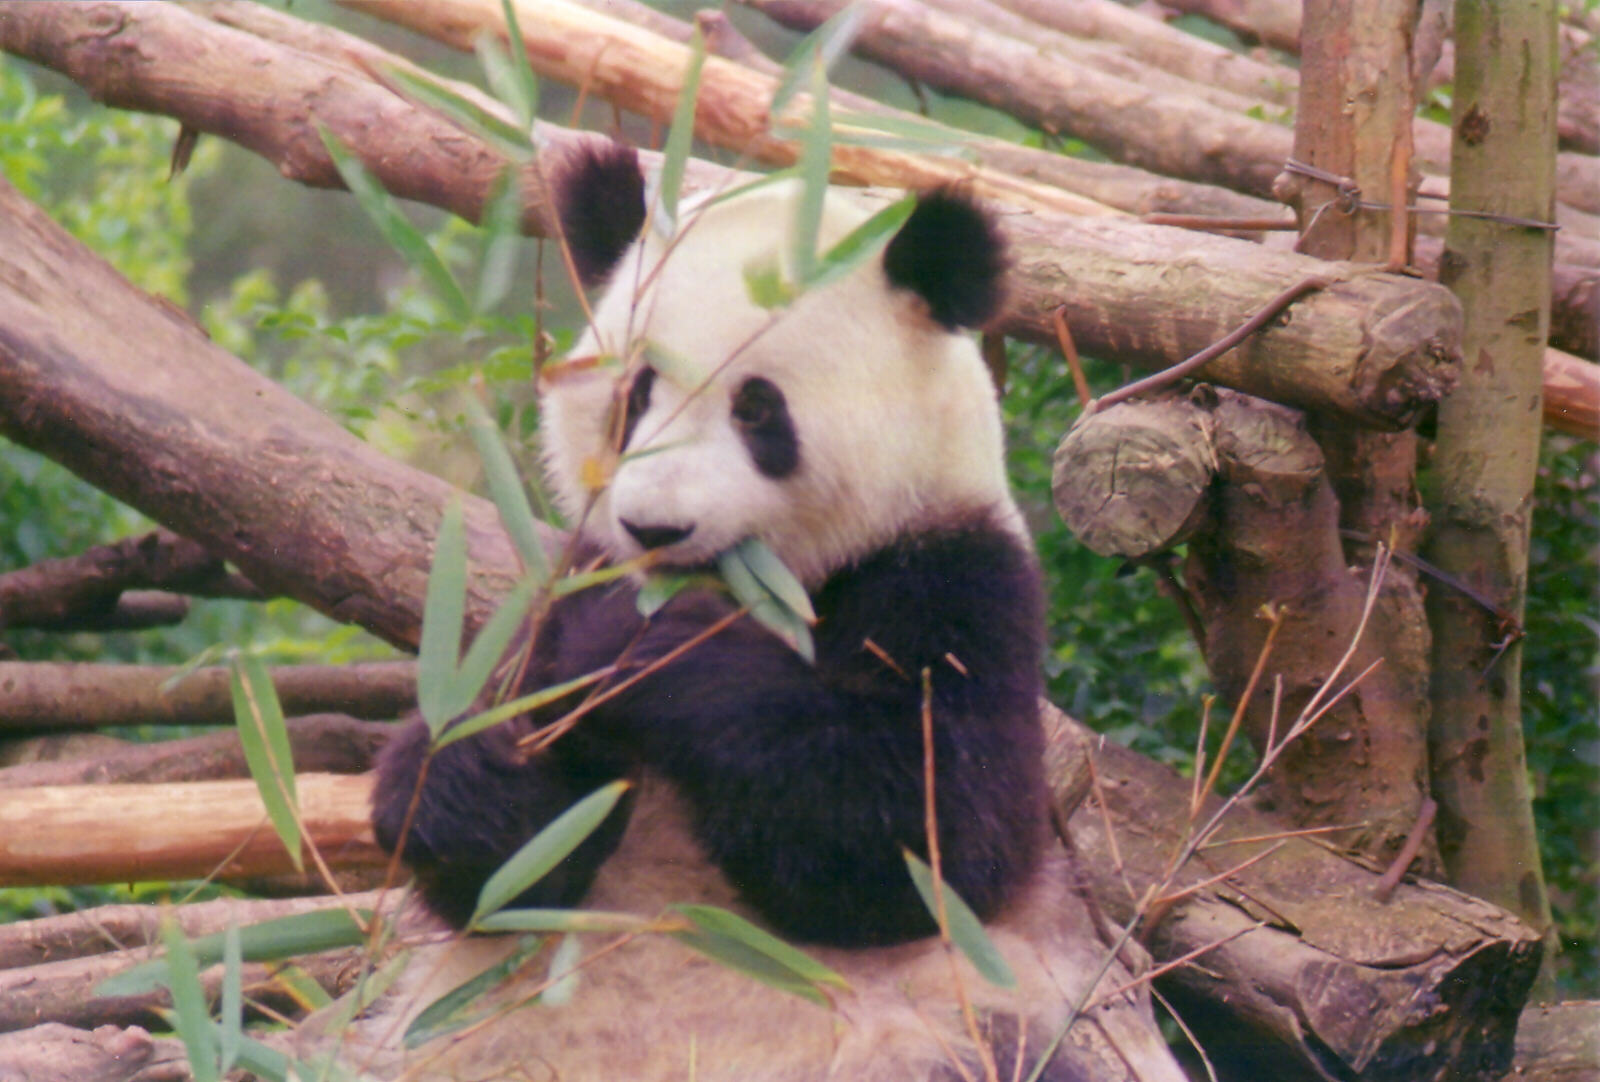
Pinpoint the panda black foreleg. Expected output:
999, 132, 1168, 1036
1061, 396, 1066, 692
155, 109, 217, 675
370, 715, 632, 928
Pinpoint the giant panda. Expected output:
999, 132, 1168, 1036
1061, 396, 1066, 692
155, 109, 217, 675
333, 143, 1186, 1082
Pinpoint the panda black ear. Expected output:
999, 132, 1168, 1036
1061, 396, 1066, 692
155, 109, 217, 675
882, 188, 1007, 330
554, 140, 647, 287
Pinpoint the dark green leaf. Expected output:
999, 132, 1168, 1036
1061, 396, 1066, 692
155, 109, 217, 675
230, 652, 301, 873
674, 905, 847, 989
418, 499, 468, 734
467, 398, 551, 581
405, 935, 544, 1048
903, 850, 1016, 988
476, 908, 654, 935
433, 668, 611, 750
317, 126, 471, 319
98, 909, 372, 997
218, 925, 242, 1075
446, 576, 539, 721
471, 780, 632, 925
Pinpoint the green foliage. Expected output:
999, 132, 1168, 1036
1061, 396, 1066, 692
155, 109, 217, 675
1523, 435, 1600, 997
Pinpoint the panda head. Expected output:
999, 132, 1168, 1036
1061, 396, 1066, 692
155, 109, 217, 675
541, 142, 1020, 587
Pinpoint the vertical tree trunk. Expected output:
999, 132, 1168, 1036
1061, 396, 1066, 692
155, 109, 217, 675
1243, 0, 1435, 860
1427, 0, 1558, 980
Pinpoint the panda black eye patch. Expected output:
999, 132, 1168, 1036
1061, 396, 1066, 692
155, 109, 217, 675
618, 365, 655, 451
731, 377, 799, 479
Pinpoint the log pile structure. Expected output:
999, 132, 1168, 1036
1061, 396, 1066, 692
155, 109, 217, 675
0, 1, 1595, 1080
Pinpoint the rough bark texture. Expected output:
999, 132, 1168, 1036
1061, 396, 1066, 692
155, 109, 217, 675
1425, 0, 1559, 966
1272, 0, 1436, 868
0, 1024, 190, 1082
1054, 389, 1433, 858
0, 714, 388, 787
0, 775, 385, 887
1058, 707, 1540, 1082
0, 661, 416, 729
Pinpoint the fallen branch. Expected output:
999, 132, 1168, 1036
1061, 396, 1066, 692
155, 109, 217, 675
0, 661, 416, 730
0, 714, 389, 787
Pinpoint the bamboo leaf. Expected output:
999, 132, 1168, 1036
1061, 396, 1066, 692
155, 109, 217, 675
495, 0, 541, 128
317, 126, 471, 319
470, 780, 632, 925
380, 65, 530, 158
99, 909, 372, 997
673, 905, 847, 989
790, 57, 832, 287
476, 909, 654, 935
803, 193, 915, 293
418, 499, 468, 734
446, 576, 539, 721
643, 340, 707, 389
539, 931, 584, 1006
903, 850, 1016, 988
432, 667, 611, 750
718, 545, 815, 663
656, 27, 708, 234
230, 652, 301, 873
466, 398, 551, 581
742, 258, 796, 309
218, 925, 242, 1075
475, 33, 536, 132
729, 537, 815, 624
405, 935, 544, 1048
160, 919, 219, 1082
769, 4, 866, 119
637, 572, 695, 617
475, 166, 527, 314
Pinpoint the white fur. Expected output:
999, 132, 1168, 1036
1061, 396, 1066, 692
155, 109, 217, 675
541, 180, 1024, 587
323, 782, 1186, 1082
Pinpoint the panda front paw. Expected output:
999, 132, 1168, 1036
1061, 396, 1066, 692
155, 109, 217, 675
371, 717, 632, 927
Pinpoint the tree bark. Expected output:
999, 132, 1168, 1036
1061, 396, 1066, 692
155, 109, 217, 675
0, 776, 385, 887
0, 661, 416, 730
0, 1024, 190, 1082
0, 714, 388, 787
1425, 0, 1560, 976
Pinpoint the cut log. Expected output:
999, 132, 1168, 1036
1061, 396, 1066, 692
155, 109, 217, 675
0, 661, 416, 730
0, 775, 386, 887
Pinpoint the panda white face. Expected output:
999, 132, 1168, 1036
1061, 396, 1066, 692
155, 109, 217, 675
541, 177, 1021, 588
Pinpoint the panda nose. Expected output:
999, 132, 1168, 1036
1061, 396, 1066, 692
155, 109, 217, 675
621, 520, 694, 550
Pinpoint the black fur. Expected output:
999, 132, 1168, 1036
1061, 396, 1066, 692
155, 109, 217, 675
373, 509, 1048, 947
555, 141, 647, 287
882, 189, 1007, 330
730, 376, 800, 479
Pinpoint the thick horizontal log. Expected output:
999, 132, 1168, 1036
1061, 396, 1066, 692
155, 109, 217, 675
0, 775, 385, 887
0, 661, 416, 729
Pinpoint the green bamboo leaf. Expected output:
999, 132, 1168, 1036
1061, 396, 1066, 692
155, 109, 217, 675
231, 652, 301, 873
231, 1037, 293, 1082
476, 909, 654, 935
742, 258, 795, 309
465, 398, 551, 582
470, 780, 632, 925
643, 340, 707, 389
475, 32, 537, 131
99, 909, 373, 997
673, 905, 847, 990
637, 572, 695, 617
317, 125, 471, 319
539, 931, 584, 1006
790, 57, 832, 287
475, 166, 526, 313
405, 934, 544, 1048
903, 850, 1016, 988
380, 65, 530, 158
769, 4, 866, 119
315, 948, 413, 1037
656, 27, 708, 234
446, 576, 539, 721
218, 925, 242, 1075
274, 963, 335, 1011
802, 193, 916, 293
718, 545, 815, 663
418, 499, 468, 734
432, 667, 611, 750
730, 537, 815, 624
496, 0, 541, 127
549, 557, 649, 598
160, 919, 220, 1082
